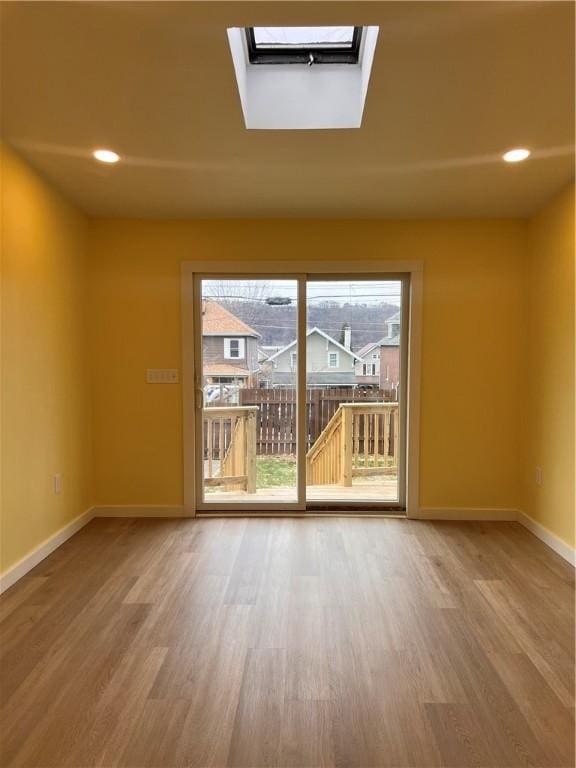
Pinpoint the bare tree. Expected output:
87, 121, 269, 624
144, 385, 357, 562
202, 279, 273, 326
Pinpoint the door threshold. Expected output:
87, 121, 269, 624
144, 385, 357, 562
196, 510, 406, 518
306, 504, 405, 514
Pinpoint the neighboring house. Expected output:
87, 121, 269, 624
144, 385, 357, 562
257, 345, 283, 388
264, 327, 363, 387
202, 300, 260, 387
379, 312, 400, 391
258, 347, 271, 364
384, 311, 401, 338
354, 311, 401, 391
355, 341, 381, 385
379, 340, 400, 392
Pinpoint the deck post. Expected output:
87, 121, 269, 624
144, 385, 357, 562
340, 405, 353, 487
245, 411, 257, 493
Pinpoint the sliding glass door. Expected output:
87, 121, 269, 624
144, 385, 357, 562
305, 278, 406, 508
195, 277, 302, 510
194, 274, 407, 512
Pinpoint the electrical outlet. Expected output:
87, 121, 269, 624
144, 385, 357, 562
535, 466, 543, 486
53, 474, 62, 495
146, 368, 179, 384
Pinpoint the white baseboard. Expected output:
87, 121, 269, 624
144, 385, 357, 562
93, 505, 186, 518
517, 511, 575, 566
0, 507, 95, 595
417, 507, 518, 521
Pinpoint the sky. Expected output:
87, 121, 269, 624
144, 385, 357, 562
253, 27, 355, 47
202, 279, 402, 306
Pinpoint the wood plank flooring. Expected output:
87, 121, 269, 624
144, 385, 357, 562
0, 517, 574, 767
207, 479, 398, 503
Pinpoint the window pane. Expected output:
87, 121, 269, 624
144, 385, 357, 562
201, 278, 298, 505
253, 26, 355, 49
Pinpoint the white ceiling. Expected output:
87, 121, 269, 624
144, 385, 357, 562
1, 1, 574, 218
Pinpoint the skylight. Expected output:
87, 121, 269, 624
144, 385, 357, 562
227, 25, 379, 129
246, 26, 362, 65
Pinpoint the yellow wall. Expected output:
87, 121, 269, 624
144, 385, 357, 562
1, 145, 93, 573
89, 218, 528, 511
3, 145, 572, 562
523, 184, 575, 547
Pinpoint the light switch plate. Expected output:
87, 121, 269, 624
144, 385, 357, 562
146, 369, 179, 384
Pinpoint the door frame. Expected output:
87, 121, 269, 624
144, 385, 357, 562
181, 260, 423, 518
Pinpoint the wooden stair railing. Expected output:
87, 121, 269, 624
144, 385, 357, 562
306, 403, 399, 486
203, 406, 258, 493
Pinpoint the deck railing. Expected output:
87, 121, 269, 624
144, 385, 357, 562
203, 406, 258, 493
205, 402, 399, 493
306, 403, 399, 487
239, 387, 397, 455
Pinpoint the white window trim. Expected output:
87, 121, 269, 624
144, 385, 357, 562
224, 337, 245, 360
328, 351, 339, 368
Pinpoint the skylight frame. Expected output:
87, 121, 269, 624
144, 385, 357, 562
245, 26, 363, 65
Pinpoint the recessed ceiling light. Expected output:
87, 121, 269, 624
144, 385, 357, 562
93, 149, 120, 164
502, 148, 530, 163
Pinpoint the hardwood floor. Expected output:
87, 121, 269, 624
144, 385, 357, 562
0, 517, 574, 767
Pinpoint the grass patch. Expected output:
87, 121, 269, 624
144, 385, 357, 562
354, 456, 396, 468
257, 456, 297, 488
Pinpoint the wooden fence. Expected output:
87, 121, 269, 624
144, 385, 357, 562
237, 387, 397, 455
